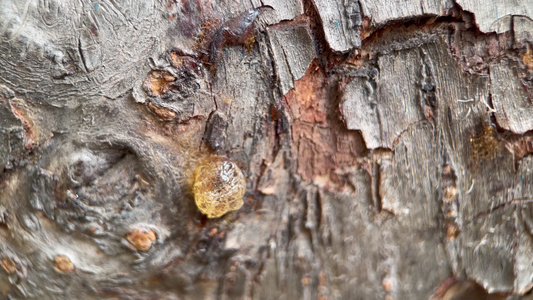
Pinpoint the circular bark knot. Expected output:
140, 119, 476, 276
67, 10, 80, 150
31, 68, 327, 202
193, 157, 246, 218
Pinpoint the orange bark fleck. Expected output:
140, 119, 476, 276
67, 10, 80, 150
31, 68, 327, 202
54, 255, 75, 273
445, 222, 460, 240
523, 45, 533, 69
10, 101, 36, 149
1, 257, 16, 274
146, 101, 178, 121
146, 70, 176, 96
126, 227, 157, 251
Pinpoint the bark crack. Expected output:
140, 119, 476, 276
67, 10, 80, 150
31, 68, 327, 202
370, 158, 382, 212
78, 37, 89, 73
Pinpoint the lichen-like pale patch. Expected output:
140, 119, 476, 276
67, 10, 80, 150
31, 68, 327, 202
193, 157, 246, 218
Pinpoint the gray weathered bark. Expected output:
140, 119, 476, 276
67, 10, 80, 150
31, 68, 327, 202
1, 0, 532, 299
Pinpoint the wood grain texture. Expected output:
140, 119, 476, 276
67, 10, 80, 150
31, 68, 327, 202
267, 24, 316, 95
0, 86, 24, 172
340, 46, 428, 148
312, 0, 362, 52
360, 0, 453, 24
457, 0, 533, 33
491, 61, 533, 134
514, 16, 533, 44
253, 0, 303, 25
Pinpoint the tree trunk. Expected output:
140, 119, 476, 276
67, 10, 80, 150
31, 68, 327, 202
1, 0, 532, 299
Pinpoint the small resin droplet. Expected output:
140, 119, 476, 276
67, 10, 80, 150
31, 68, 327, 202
193, 157, 246, 218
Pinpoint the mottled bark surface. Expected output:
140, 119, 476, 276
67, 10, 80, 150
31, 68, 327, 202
0, 0, 532, 299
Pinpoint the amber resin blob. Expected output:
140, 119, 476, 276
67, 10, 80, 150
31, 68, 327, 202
193, 156, 246, 218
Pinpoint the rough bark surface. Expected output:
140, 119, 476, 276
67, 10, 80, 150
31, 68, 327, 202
0, 0, 532, 299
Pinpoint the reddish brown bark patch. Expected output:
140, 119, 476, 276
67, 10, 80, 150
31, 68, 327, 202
10, 101, 37, 150
286, 62, 366, 184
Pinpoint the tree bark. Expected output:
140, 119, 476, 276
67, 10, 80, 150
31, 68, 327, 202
0, 0, 532, 299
